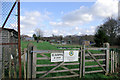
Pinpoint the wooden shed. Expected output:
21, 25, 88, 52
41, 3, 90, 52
0, 28, 18, 78
82, 40, 90, 46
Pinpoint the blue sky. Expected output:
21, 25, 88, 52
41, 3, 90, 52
19, 0, 118, 37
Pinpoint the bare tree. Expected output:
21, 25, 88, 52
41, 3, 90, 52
35, 28, 43, 37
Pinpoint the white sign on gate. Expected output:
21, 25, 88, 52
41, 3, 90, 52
64, 51, 79, 62
51, 53, 63, 62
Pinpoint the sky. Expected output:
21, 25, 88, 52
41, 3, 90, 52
19, 0, 118, 37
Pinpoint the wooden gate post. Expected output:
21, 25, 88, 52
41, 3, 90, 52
111, 51, 113, 73
83, 45, 85, 76
27, 43, 34, 79
24, 48, 27, 79
105, 43, 109, 75
79, 47, 82, 78
32, 46, 37, 78
115, 52, 118, 72
113, 51, 115, 73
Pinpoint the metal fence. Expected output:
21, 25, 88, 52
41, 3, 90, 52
0, 0, 18, 30
0, 0, 19, 79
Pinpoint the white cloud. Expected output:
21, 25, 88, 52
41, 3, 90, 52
20, 0, 118, 37
75, 27, 79, 30
92, 0, 118, 18
52, 29, 58, 34
20, 11, 51, 36
50, 0, 118, 28
48, 0, 118, 36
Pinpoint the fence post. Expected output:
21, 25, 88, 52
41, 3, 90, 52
113, 51, 114, 73
27, 43, 34, 79
83, 45, 85, 76
32, 46, 37, 78
115, 52, 118, 72
79, 47, 82, 78
2, 47, 5, 78
111, 51, 113, 73
13, 49, 17, 78
9, 48, 11, 78
105, 43, 109, 75
24, 48, 27, 79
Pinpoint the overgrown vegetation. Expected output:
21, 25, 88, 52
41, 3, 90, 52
94, 27, 108, 47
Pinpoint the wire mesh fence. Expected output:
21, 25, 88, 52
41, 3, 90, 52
0, 0, 18, 79
0, 0, 18, 31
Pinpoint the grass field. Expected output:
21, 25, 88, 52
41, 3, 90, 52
21, 41, 119, 79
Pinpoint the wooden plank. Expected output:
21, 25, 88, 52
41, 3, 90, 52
85, 48, 107, 50
105, 43, 109, 75
32, 47, 37, 78
37, 57, 80, 60
37, 57, 50, 60
2, 47, 5, 78
83, 45, 85, 76
32, 50, 64, 54
61, 66, 78, 75
9, 48, 11, 78
14, 49, 17, 78
80, 47, 82, 78
36, 68, 79, 74
85, 59, 105, 62
115, 52, 118, 72
85, 70, 104, 74
37, 53, 51, 60
87, 50, 106, 72
41, 74, 79, 79
85, 64, 105, 68
111, 51, 113, 73
40, 62, 64, 78
113, 51, 114, 73
85, 54, 105, 57
27, 43, 34, 78
24, 48, 26, 78
36, 63, 79, 67
33, 50, 81, 54
40, 54, 47, 57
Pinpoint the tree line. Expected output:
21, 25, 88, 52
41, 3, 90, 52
32, 17, 120, 47
94, 17, 120, 47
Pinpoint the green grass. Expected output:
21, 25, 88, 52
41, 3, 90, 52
53, 44, 81, 48
21, 41, 59, 50
21, 41, 82, 51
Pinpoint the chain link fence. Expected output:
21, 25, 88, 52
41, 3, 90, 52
0, 0, 18, 79
1, 0, 18, 30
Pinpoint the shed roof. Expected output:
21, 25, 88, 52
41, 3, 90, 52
0, 28, 18, 34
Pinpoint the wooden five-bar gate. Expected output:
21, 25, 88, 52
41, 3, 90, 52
23, 43, 119, 79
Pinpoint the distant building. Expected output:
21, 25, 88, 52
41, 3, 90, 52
82, 40, 90, 46
41, 35, 94, 45
21, 35, 34, 41
24, 37, 34, 41
61, 40, 66, 45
